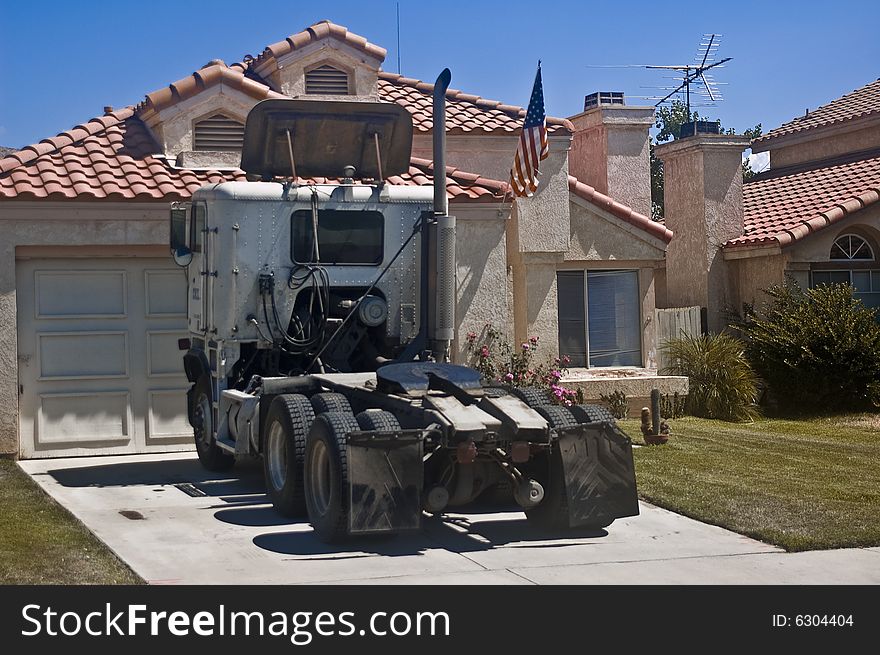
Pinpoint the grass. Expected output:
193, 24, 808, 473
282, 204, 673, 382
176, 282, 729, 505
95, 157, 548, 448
0, 459, 141, 584
619, 415, 880, 552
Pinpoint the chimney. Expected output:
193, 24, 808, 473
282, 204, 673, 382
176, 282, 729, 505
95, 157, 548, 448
567, 92, 654, 218
655, 133, 751, 332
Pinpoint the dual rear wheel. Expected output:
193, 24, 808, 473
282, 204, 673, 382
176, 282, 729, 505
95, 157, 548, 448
261, 392, 400, 542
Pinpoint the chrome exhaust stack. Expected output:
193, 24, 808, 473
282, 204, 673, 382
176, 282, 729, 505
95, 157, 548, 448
431, 69, 456, 361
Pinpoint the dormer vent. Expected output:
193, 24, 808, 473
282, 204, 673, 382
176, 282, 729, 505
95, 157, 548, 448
305, 64, 350, 95
193, 114, 245, 151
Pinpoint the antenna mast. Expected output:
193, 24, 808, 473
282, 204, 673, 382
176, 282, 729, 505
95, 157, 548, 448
587, 34, 731, 116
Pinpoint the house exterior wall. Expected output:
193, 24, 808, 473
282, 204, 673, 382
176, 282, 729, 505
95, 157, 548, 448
756, 117, 880, 169
728, 205, 880, 315
567, 106, 654, 219
0, 202, 170, 456
507, 194, 666, 366
656, 134, 750, 331
258, 41, 382, 99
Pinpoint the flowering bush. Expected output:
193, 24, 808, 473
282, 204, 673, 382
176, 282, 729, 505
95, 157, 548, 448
465, 324, 583, 406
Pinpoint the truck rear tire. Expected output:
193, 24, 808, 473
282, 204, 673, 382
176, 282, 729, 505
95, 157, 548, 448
192, 376, 234, 472
570, 404, 616, 425
310, 392, 352, 416
511, 387, 552, 407
355, 410, 401, 432
263, 394, 314, 517
304, 412, 361, 543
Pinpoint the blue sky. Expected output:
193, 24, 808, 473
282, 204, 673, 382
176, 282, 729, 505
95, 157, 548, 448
1, 0, 878, 149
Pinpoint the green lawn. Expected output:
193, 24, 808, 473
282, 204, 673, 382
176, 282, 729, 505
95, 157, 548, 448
0, 460, 141, 584
619, 415, 880, 552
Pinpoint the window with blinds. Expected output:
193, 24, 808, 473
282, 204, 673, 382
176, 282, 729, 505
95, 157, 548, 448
557, 270, 642, 367
305, 64, 350, 95
193, 114, 245, 151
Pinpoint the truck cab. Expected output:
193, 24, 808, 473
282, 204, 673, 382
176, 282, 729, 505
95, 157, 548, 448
169, 75, 639, 543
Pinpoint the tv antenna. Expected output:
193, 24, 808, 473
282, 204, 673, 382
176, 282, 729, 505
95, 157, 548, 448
587, 34, 731, 116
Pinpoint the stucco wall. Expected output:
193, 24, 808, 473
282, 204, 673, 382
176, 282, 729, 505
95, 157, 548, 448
452, 206, 511, 362
767, 122, 880, 169
567, 106, 654, 219
412, 134, 519, 184
146, 87, 256, 160
261, 41, 381, 99
0, 202, 170, 456
731, 253, 788, 316
657, 135, 750, 331
730, 204, 880, 314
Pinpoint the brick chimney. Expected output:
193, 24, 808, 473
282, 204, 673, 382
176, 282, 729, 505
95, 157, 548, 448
655, 133, 751, 332
567, 93, 654, 218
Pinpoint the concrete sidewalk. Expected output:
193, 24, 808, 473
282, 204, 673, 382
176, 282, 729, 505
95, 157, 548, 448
18, 452, 880, 585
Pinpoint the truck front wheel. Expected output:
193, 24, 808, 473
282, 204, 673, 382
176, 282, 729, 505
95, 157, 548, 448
192, 376, 234, 472
263, 394, 314, 517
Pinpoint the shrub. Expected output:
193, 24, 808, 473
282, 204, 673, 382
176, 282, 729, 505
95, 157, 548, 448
659, 392, 687, 419
662, 333, 759, 422
741, 282, 880, 412
465, 324, 583, 405
600, 390, 629, 419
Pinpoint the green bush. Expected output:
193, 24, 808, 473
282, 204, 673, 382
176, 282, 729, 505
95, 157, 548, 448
742, 282, 880, 411
662, 333, 759, 421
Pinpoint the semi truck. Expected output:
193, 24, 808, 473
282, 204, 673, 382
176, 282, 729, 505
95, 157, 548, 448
169, 69, 639, 542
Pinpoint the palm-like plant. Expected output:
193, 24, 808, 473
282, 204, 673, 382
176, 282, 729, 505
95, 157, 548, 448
662, 333, 760, 422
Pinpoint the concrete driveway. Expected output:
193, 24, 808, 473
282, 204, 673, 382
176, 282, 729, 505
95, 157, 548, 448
18, 452, 880, 585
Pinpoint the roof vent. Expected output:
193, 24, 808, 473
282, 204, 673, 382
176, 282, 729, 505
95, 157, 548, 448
679, 120, 721, 138
194, 114, 245, 151
584, 91, 625, 111
305, 64, 350, 95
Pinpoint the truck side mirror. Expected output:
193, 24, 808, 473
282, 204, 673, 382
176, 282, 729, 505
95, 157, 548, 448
170, 206, 193, 267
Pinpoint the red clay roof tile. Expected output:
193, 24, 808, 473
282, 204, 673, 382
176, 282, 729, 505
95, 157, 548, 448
754, 79, 880, 146
568, 175, 672, 243
0, 111, 508, 203
726, 151, 880, 249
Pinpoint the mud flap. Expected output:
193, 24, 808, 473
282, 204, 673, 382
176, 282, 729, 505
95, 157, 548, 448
557, 422, 639, 528
347, 431, 424, 534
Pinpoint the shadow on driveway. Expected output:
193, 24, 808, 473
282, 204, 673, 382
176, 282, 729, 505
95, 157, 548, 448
42, 457, 610, 559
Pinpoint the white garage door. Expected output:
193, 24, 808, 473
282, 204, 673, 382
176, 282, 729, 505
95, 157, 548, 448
16, 257, 194, 458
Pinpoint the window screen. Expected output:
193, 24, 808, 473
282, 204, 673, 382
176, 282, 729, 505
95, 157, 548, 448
291, 210, 383, 265
557, 271, 587, 367
556, 270, 642, 368
587, 270, 641, 367
812, 269, 880, 310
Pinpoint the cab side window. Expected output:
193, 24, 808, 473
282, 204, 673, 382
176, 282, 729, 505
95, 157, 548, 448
191, 204, 206, 253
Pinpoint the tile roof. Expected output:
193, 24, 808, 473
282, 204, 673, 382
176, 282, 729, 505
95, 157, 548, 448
568, 176, 673, 243
140, 63, 286, 114
0, 110, 507, 202
726, 150, 880, 249
253, 20, 387, 70
378, 72, 573, 135
754, 79, 880, 146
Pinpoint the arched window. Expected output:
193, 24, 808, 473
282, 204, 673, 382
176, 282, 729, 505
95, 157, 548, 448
813, 233, 880, 310
305, 64, 350, 95
193, 114, 244, 151
830, 234, 874, 260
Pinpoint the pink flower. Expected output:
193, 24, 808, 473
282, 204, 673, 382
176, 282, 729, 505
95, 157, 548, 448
521, 342, 530, 352
551, 370, 562, 379
561, 355, 571, 365
504, 372, 514, 382
467, 331, 477, 343
529, 335, 539, 344
480, 345, 490, 359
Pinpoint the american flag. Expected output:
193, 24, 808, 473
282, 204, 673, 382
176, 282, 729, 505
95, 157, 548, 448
509, 62, 549, 197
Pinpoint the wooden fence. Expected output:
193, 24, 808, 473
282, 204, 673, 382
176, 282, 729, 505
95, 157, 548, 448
654, 306, 702, 371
